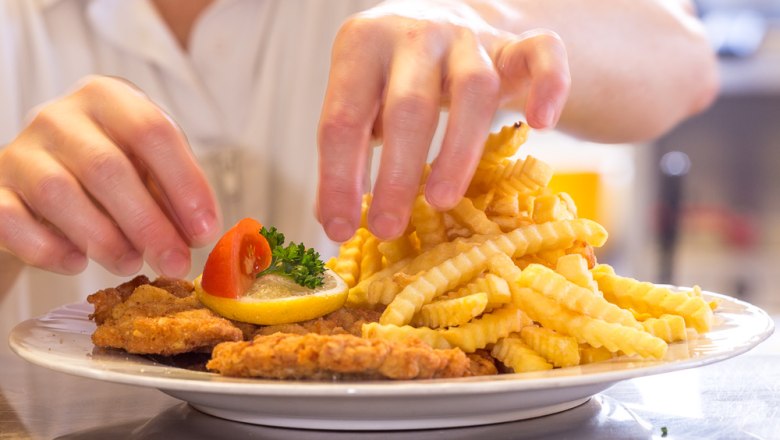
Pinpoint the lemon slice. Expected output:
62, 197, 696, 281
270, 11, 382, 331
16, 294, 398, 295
194, 268, 348, 325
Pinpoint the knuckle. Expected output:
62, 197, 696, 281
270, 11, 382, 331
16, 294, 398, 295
29, 173, 73, 207
81, 150, 128, 189
545, 69, 571, 92
457, 68, 500, 98
380, 169, 419, 195
403, 19, 446, 45
27, 104, 68, 134
130, 213, 169, 247
319, 102, 368, 146
75, 75, 116, 99
125, 114, 178, 154
386, 94, 437, 129
336, 16, 378, 44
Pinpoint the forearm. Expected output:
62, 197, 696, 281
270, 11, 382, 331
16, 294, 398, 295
469, 0, 719, 142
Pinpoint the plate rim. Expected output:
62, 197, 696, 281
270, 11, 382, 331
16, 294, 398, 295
8, 289, 775, 398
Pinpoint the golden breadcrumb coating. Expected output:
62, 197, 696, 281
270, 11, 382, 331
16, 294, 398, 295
90, 283, 242, 355
207, 332, 483, 380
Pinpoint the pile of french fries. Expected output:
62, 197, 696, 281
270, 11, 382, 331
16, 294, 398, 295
327, 122, 716, 373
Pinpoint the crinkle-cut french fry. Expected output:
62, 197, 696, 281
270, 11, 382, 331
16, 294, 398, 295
687, 285, 719, 311
359, 235, 383, 282
470, 122, 529, 191
444, 273, 512, 307
380, 219, 609, 326
579, 343, 615, 364
487, 254, 667, 359
487, 192, 521, 217
442, 213, 473, 240
491, 335, 553, 373
555, 254, 599, 294
448, 197, 502, 236
518, 287, 667, 359
346, 257, 412, 307
362, 322, 452, 349
519, 326, 580, 368
367, 238, 483, 307
471, 190, 495, 211
411, 195, 448, 250
489, 215, 532, 233
628, 308, 653, 321
592, 264, 714, 333
359, 193, 373, 229
442, 305, 533, 353
411, 292, 489, 329
478, 159, 523, 193
565, 241, 597, 269
519, 287, 667, 359
535, 248, 567, 268
406, 236, 487, 274
497, 155, 553, 196
378, 234, 417, 265
331, 228, 370, 288
532, 193, 577, 223
641, 314, 687, 343
484, 121, 529, 161
518, 264, 640, 329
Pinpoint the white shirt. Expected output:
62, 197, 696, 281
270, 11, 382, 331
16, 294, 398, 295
0, 0, 378, 338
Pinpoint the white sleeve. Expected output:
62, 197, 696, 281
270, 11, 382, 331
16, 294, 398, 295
0, 1, 25, 144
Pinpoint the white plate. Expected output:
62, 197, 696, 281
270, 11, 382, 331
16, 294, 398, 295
9, 291, 774, 431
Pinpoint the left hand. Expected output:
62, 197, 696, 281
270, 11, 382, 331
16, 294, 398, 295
316, 0, 570, 242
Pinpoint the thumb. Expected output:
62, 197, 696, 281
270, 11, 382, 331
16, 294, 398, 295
493, 29, 571, 129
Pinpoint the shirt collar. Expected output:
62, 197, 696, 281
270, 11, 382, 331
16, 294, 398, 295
86, 0, 201, 85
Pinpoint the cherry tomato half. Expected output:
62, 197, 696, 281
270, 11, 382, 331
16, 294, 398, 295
201, 218, 272, 298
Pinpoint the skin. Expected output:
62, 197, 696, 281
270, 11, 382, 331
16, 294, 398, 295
0, 0, 718, 283
317, 0, 719, 242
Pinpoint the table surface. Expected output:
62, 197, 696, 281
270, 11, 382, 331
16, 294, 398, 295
2, 319, 779, 440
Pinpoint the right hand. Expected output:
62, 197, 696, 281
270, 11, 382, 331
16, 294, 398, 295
0, 76, 222, 277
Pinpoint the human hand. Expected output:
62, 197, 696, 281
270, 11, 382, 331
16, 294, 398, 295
317, 0, 570, 242
0, 76, 221, 277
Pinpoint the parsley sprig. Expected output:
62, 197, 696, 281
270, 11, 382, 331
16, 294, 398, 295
257, 226, 325, 288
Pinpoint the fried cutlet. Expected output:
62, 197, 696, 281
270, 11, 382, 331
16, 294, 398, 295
90, 283, 243, 356
252, 307, 383, 337
87, 275, 194, 324
206, 332, 491, 380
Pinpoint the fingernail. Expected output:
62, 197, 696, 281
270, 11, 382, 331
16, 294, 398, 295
190, 210, 218, 242
324, 217, 355, 242
371, 212, 403, 240
159, 249, 190, 278
62, 251, 87, 273
427, 181, 459, 209
116, 250, 143, 275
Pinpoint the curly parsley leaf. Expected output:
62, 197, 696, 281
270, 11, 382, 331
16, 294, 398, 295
258, 226, 325, 288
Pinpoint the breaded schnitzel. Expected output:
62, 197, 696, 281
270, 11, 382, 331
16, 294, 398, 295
206, 332, 480, 380
89, 277, 495, 379
90, 282, 243, 355
88, 275, 194, 324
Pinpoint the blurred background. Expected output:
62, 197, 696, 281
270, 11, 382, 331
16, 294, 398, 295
523, 0, 780, 314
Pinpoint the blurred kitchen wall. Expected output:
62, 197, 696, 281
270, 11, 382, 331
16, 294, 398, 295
639, 1, 780, 313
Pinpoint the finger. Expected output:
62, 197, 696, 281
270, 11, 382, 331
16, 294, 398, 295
369, 46, 442, 240
494, 30, 571, 129
4, 143, 142, 276
426, 34, 500, 210
0, 187, 88, 274
74, 77, 221, 248
317, 22, 385, 241
38, 108, 192, 278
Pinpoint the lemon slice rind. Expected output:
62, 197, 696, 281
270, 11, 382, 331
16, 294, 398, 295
194, 268, 348, 325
